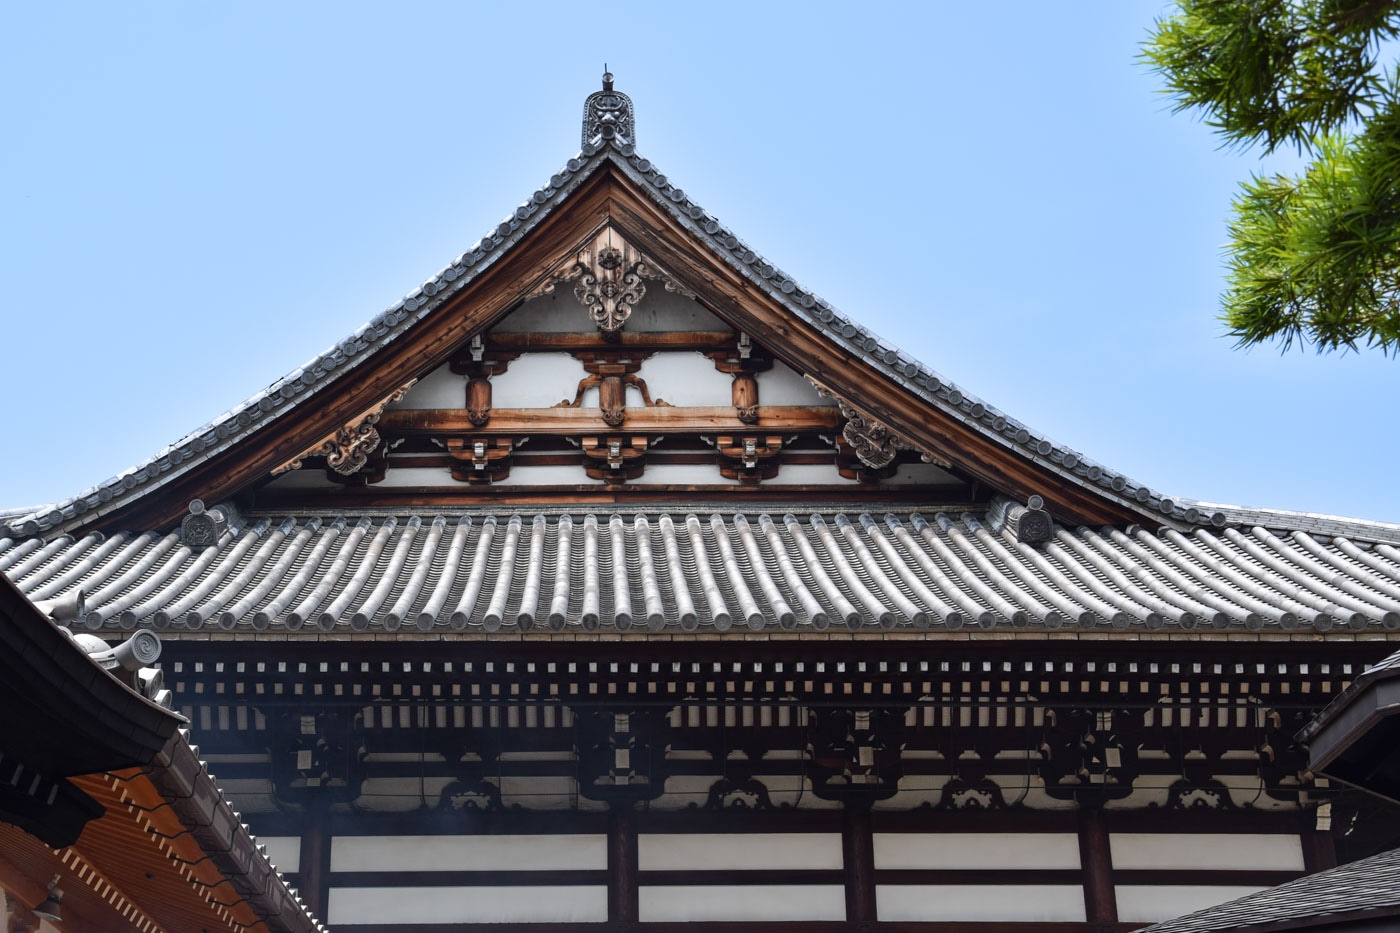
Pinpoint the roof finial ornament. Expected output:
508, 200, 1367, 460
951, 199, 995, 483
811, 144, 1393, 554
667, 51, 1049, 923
582, 69, 635, 150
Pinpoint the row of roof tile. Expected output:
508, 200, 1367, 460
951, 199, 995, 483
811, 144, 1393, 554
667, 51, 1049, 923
4, 504, 1399, 636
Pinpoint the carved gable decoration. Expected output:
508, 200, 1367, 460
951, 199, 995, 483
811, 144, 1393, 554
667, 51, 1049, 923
273, 380, 416, 477
530, 226, 694, 336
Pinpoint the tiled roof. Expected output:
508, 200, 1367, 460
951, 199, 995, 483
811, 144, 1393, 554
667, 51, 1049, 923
5, 501, 1399, 635
1299, 645, 1400, 745
7, 133, 1371, 543
1138, 846, 1400, 932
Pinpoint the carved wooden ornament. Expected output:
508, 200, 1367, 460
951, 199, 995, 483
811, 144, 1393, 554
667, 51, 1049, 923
529, 226, 694, 335
806, 376, 922, 470
272, 380, 417, 477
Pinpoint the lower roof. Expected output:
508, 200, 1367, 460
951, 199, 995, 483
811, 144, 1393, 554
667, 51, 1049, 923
1140, 845, 1400, 932
4, 503, 1399, 636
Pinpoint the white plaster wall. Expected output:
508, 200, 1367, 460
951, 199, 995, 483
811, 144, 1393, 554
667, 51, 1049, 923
1110, 833, 1304, 871
639, 833, 842, 871
873, 833, 1080, 870
755, 361, 831, 406
479, 463, 592, 486
1116, 885, 1267, 923
639, 885, 845, 922
624, 289, 726, 332
877, 885, 1086, 922
373, 467, 455, 488
488, 352, 584, 408
330, 834, 606, 872
634, 351, 732, 407
329, 885, 607, 924
393, 363, 463, 409
492, 289, 725, 334
258, 836, 301, 874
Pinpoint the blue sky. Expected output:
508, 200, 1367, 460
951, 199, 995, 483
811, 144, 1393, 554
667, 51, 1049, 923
2, 2, 1395, 523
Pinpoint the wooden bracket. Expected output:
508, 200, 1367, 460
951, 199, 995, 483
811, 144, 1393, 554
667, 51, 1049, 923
445, 437, 514, 484
582, 435, 648, 484
272, 380, 417, 478
716, 435, 784, 484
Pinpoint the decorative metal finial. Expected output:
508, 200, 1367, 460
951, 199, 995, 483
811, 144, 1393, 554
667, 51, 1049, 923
582, 70, 634, 149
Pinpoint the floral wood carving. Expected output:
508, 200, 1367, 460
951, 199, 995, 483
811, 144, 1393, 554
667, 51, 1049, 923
576, 245, 645, 334
529, 226, 695, 334
272, 380, 417, 477
806, 376, 922, 470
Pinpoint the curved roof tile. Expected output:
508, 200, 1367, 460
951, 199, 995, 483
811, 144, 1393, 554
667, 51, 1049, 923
6, 503, 1400, 636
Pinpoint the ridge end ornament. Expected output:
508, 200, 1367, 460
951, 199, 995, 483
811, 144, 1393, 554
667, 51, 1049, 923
806, 376, 921, 470
272, 380, 417, 477
582, 70, 635, 148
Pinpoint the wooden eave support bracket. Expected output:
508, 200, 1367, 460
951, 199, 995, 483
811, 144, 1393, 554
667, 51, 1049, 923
272, 380, 417, 478
806, 376, 946, 471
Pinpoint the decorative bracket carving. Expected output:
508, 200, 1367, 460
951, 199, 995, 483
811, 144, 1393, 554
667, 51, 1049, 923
528, 227, 694, 335
558, 353, 669, 427
272, 380, 416, 477
582, 435, 648, 484
445, 437, 514, 484
806, 376, 921, 470
716, 435, 784, 484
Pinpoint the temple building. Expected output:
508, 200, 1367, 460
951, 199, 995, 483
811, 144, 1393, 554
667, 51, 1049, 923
5, 76, 1400, 931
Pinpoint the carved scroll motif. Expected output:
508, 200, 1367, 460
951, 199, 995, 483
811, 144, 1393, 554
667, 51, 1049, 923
272, 380, 417, 477
806, 376, 922, 470
529, 227, 695, 335
576, 245, 645, 334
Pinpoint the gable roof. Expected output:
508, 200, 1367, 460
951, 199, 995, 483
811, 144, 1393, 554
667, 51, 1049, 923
5, 79, 1400, 547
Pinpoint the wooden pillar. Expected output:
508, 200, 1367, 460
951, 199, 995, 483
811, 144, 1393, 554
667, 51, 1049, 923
842, 801, 877, 923
299, 795, 332, 922
1078, 804, 1117, 925
608, 804, 639, 924
1300, 808, 1338, 873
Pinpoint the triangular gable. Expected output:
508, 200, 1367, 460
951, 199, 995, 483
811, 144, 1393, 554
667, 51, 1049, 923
0, 83, 1283, 540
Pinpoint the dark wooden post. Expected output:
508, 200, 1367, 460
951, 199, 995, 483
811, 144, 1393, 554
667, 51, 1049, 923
1078, 803, 1117, 926
842, 800, 877, 923
1300, 808, 1338, 873
299, 795, 332, 922
608, 803, 639, 924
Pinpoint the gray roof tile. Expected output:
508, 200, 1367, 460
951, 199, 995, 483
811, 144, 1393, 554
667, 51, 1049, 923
6, 500, 1400, 637
1138, 846, 1400, 932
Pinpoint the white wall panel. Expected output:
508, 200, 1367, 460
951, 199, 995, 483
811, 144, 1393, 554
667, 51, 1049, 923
330, 834, 606, 872
874, 833, 1080, 870
258, 836, 301, 874
639, 833, 842, 870
1111, 833, 1304, 871
632, 352, 731, 407
487, 353, 583, 408
329, 885, 607, 924
1116, 885, 1266, 923
639, 885, 845, 922
878, 885, 1086, 922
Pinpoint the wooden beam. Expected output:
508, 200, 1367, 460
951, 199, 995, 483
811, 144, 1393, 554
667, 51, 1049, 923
380, 405, 842, 435
484, 330, 736, 352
